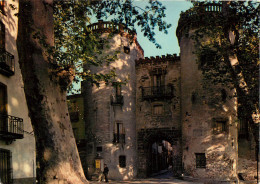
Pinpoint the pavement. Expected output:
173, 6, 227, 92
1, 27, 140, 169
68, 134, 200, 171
89, 170, 203, 184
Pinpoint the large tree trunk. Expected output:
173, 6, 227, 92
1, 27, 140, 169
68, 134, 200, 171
17, 0, 88, 183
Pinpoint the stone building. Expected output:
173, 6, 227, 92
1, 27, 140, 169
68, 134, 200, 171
75, 3, 257, 183
0, 1, 36, 183
82, 20, 144, 180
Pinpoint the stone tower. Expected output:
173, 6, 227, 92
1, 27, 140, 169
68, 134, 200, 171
82, 20, 143, 180
176, 3, 238, 181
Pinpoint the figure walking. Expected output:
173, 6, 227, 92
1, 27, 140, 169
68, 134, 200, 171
103, 164, 109, 182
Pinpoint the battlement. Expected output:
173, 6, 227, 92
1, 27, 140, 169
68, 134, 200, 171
176, 3, 223, 44
136, 54, 180, 66
88, 20, 144, 56
88, 20, 135, 35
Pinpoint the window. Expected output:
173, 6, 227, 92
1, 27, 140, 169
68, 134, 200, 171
115, 85, 121, 96
221, 89, 227, 102
153, 74, 162, 87
195, 153, 206, 168
153, 104, 163, 115
124, 46, 130, 54
119, 155, 126, 168
0, 21, 5, 49
191, 91, 197, 104
0, 83, 7, 132
96, 146, 102, 152
213, 120, 227, 134
0, 148, 12, 184
113, 122, 125, 143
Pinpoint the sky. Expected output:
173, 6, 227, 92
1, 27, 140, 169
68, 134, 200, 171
133, 1, 193, 57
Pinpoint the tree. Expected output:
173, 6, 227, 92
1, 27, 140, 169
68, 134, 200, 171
188, 1, 259, 153
16, 0, 171, 183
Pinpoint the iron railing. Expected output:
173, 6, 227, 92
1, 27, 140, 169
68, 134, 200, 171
0, 114, 24, 139
111, 95, 124, 106
0, 49, 15, 76
142, 85, 174, 100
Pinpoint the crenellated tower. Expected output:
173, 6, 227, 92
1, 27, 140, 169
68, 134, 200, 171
82, 20, 143, 180
176, 3, 239, 182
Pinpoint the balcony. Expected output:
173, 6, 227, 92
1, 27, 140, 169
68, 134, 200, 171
0, 49, 15, 76
111, 95, 124, 106
0, 114, 24, 141
113, 133, 125, 144
142, 85, 174, 100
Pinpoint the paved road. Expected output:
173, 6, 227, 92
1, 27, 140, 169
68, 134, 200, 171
89, 170, 202, 184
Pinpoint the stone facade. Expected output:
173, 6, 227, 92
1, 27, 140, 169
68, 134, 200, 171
82, 20, 144, 180
135, 55, 182, 177
0, 1, 36, 183
75, 4, 257, 183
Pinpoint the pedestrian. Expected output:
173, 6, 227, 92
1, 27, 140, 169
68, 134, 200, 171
103, 164, 109, 182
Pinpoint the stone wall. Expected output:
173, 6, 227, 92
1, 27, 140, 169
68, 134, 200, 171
179, 30, 238, 181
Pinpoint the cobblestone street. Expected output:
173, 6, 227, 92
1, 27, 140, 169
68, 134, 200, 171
89, 170, 202, 184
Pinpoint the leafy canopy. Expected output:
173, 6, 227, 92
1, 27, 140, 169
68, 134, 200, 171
53, 0, 171, 92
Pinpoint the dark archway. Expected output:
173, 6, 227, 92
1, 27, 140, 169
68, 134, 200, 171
149, 140, 173, 175
137, 128, 182, 178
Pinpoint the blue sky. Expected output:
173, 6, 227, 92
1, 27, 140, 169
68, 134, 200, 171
134, 1, 193, 57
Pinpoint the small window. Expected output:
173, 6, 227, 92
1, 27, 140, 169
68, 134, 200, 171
124, 46, 130, 54
0, 83, 7, 132
0, 148, 12, 184
191, 92, 197, 104
96, 146, 102, 152
119, 155, 126, 168
153, 104, 163, 115
221, 89, 227, 102
195, 153, 206, 168
113, 122, 125, 143
116, 85, 121, 96
213, 120, 227, 134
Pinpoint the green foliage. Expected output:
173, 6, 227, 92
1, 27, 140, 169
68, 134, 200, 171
189, 1, 259, 124
53, 0, 171, 93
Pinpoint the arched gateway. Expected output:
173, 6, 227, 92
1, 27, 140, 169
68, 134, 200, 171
137, 128, 182, 177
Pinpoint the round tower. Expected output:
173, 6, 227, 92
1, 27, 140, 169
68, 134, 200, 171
177, 3, 238, 182
82, 20, 144, 180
